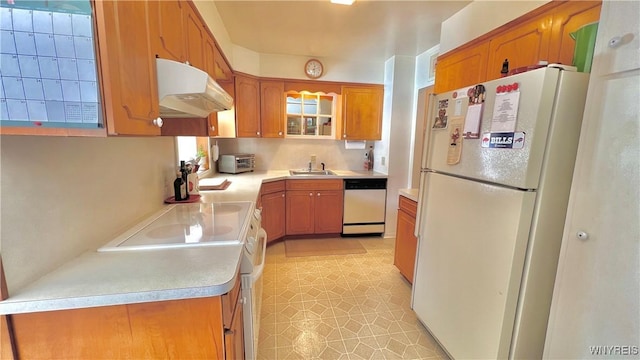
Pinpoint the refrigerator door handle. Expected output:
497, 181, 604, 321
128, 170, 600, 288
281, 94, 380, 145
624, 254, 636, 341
420, 93, 438, 171
414, 170, 429, 238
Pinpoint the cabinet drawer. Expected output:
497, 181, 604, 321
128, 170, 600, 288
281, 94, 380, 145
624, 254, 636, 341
399, 195, 418, 218
286, 179, 343, 191
221, 275, 241, 329
261, 180, 286, 195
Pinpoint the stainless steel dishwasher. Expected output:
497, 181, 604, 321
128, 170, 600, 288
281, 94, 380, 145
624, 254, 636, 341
342, 178, 387, 235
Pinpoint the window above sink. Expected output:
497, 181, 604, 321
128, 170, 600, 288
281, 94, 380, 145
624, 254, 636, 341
285, 91, 337, 139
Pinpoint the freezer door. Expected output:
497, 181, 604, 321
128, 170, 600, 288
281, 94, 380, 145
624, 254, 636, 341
412, 172, 536, 359
425, 67, 588, 189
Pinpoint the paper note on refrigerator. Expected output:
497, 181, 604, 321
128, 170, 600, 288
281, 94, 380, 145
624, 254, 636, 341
463, 103, 483, 139
491, 91, 520, 132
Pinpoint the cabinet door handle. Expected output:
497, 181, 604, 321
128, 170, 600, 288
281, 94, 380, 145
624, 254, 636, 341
153, 117, 163, 128
278, 131, 283, 136
317, 192, 321, 196
257, 131, 261, 136
309, 192, 313, 196
281, 194, 285, 198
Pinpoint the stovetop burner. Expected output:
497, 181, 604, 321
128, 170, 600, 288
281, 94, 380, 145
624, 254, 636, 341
98, 201, 253, 251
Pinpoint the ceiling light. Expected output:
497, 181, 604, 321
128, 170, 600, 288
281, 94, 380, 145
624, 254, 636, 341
331, 0, 355, 5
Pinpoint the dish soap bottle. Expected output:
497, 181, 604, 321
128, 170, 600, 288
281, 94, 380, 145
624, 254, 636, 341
367, 145, 374, 170
173, 172, 186, 201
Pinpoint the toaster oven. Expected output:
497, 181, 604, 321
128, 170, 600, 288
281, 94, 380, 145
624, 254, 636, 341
218, 154, 255, 174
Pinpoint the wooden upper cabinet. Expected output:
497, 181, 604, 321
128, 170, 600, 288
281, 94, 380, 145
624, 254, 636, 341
549, 1, 602, 67
260, 80, 285, 138
434, 41, 489, 94
213, 46, 233, 83
149, 0, 186, 62
184, 4, 205, 70
235, 74, 261, 137
434, 1, 602, 94
94, 1, 161, 135
486, 14, 553, 81
203, 35, 219, 136
341, 86, 384, 140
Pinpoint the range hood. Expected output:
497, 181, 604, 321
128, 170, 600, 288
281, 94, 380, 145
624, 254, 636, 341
156, 58, 233, 118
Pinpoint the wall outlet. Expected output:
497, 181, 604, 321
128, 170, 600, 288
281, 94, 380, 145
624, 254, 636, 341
381, 156, 386, 166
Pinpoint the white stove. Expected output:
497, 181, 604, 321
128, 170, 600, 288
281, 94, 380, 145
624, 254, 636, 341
98, 201, 253, 251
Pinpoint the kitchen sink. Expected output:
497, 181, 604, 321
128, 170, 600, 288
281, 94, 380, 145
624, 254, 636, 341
289, 169, 337, 176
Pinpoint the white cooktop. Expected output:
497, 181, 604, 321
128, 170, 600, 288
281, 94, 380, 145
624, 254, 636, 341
98, 202, 253, 251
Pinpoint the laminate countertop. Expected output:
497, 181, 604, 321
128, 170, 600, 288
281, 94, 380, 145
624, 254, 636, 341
0, 170, 387, 315
399, 188, 419, 202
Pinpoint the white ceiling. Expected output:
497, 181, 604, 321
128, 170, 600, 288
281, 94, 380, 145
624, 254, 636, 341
213, 0, 471, 62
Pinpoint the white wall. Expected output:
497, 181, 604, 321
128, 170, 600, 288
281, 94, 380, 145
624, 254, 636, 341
259, 53, 384, 84
440, 0, 549, 54
378, 55, 417, 237
193, 1, 384, 83
0, 136, 176, 293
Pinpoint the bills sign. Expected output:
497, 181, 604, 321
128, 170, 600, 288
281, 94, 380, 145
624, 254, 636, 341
481, 132, 525, 149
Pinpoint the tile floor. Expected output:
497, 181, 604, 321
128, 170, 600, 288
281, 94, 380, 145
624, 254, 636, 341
257, 237, 449, 360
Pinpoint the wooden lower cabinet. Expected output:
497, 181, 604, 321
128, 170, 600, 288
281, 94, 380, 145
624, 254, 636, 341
286, 190, 316, 235
224, 300, 244, 360
222, 275, 244, 360
285, 179, 344, 235
9, 277, 245, 359
260, 180, 286, 242
394, 195, 418, 284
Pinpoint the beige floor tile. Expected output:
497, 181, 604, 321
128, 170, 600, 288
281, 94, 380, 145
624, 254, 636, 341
256, 238, 448, 360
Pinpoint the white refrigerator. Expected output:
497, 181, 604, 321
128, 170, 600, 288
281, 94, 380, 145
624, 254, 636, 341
412, 67, 590, 359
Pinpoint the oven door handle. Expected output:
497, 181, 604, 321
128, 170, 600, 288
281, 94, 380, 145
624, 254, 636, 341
249, 228, 268, 282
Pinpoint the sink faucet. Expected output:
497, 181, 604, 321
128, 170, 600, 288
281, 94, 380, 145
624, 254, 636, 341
321, 162, 325, 170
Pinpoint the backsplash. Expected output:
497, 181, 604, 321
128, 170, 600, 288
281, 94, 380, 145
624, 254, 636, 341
0, 135, 176, 293
214, 138, 373, 171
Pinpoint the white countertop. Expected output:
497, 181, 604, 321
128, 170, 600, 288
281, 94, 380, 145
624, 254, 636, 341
0, 169, 387, 315
0, 246, 243, 314
399, 188, 419, 202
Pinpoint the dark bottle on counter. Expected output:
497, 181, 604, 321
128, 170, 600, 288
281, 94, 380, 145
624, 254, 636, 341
180, 160, 190, 199
173, 172, 186, 201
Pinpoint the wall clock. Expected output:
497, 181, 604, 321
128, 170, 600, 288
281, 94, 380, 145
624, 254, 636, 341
304, 59, 324, 79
